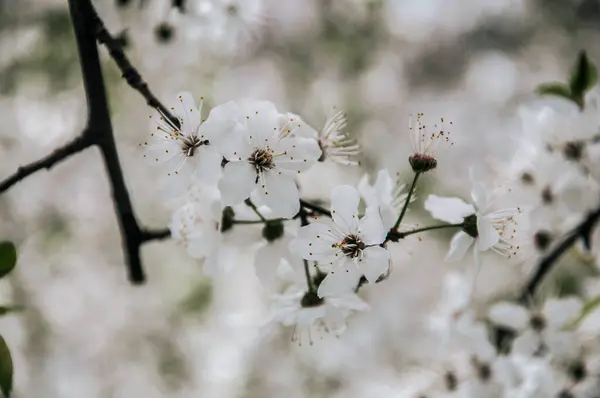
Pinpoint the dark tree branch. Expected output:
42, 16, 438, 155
0, 135, 93, 193
140, 228, 171, 242
519, 205, 600, 303
68, 0, 174, 283
87, 2, 179, 127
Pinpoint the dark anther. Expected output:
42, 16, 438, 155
567, 360, 587, 382
520, 172, 535, 185
154, 23, 174, 43
563, 141, 585, 161
541, 186, 554, 204
444, 371, 459, 391
530, 313, 547, 331
534, 230, 553, 252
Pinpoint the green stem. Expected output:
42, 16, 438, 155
298, 207, 315, 292
401, 223, 464, 237
232, 218, 287, 225
303, 260, 315, 293
392, 172, 420, 231
300, 199, 332, 218
244, 198, 266, 222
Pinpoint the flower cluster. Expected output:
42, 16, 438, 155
140, 78, 600, 368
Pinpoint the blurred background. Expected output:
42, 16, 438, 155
0, 0, 599, 396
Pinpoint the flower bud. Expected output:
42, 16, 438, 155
462, 214, 478, 238
300, 291, 324, 308
262, 221, 284, 242
409, 153, 437, 173
220, 207, 235, 233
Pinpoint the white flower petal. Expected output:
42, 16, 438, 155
199, 101, 241, 141
424, 195, 476, 224
289, 224, 339, 263
218, 161, 256, 205
194, 146, 223, 184
317, 267, 361, 298
273, 136, 320, 172
254, 238, 289, 290
173, 92, 201, 133
357, 173, 376, 206
216, 123, 254, 161
445, 231, 475, 262
257, 172, 300, 219
512, 330, 543, 357
328, 293, 370, 312
542, 297, 583, 328
359, 246, 390, 283
470, 180, 489, 212
240, 100, 280, 144
476, 215, 500, 251
331, 185, 360, 233
358, 206, 387, 245
187, 229, 220, 259
488, 302, 530, 331
544, 330, 581, 362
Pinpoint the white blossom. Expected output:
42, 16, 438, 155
280, 110, 360, 165
408, 112, 453, 173
358, 168, 409, 230
289, 185, 390, 297
424, 171, 519, 263
488, 298, 583, 362
169, 185, 256, 275
217, 100, 321, 219
141, 92, 230, 196
268, 256, 369, 345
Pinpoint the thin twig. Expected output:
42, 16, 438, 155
70, 0, 170, 283
87, 1, 179, 127
299, 199, 332, 218
386, 223, 463, 242
392, 172, 420, 231
0, 134, 93, 193
519, 205, 600, 303
244, 198, 267, 222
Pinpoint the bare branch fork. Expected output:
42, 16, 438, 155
519, 205, 600, 303
0, 0, 172, 284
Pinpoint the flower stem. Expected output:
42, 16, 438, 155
401, 223, 464, 237
244, 198, 267, 222
299, 199, 332, 218
303, 260, 315, 293
232, 218, 287, 225
392, 172, 421, 231
299, 207, 315, 292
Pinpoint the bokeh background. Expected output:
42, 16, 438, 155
0, 0, 599, 396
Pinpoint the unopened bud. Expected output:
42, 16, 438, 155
300, 291, 324, 308
154, 23, 174, 43
462, 214, 478, 238
409, 153, 437, 173
262, 221, 284, 242
220, 207, 235, 233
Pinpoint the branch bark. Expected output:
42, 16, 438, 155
519, 205, 600, 303
88, 3, 179, 127
0, 135, 93, 193
68, 0, 171, 283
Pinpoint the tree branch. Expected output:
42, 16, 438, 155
0, 134, 93, 193
87, 1, 179, 127
519, 205, 600, 303
68, 0, 170, 283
